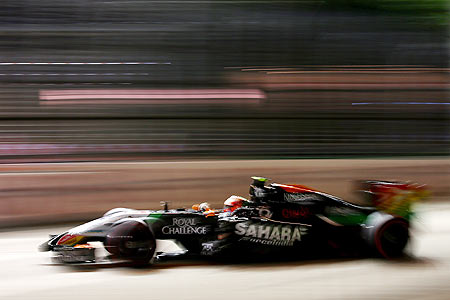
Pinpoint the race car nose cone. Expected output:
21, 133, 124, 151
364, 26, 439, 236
38, 242, 50, 252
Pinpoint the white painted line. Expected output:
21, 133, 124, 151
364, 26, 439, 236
0, 73, 150, 76
38, 88, 265, 105
0, 171, 107, 176
0, 61, 170, 65
0, 160, 262, 167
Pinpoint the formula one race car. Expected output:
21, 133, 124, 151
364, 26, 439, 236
39, 177, 428, 266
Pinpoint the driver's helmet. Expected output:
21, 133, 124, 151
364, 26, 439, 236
223, 195, 246, 213
249, 176, 271, 202
198, 202, 211, 212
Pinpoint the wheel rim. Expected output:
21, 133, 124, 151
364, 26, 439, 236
375, 219, 409, 258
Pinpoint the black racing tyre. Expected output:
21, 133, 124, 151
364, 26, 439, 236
374, 218, 409, 258
362, 212, 409, 258
104, 220, 156, 266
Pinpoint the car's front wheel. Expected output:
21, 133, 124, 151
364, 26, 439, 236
104, 220, 156, 266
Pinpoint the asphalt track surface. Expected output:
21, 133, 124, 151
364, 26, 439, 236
1, 203, 450, 300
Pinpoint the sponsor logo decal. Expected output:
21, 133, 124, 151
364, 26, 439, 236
284, 193, 321, 202
201, 242, 215, 255
124, 241, 152, 249
235, 222, 308, 246
281, 207, 310, 219
57, 234, 84, 246
162, 218, 208, 235
202, 242, 214, 252
325, 206, 360, 216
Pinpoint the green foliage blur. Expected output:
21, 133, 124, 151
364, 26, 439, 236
324, 0, 449, 26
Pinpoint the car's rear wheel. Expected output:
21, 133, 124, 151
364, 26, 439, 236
362, 212, 409, 258
374, 218, 409, 258
104, 220, 156, 266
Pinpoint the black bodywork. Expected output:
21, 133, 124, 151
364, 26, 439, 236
41, 178, 424, 265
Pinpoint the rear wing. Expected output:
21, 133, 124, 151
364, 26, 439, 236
357, 180, 429, 219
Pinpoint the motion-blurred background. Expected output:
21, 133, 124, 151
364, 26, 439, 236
0, 4, 449, 300
0, 0, 448, 161
0, 0, 448, 226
